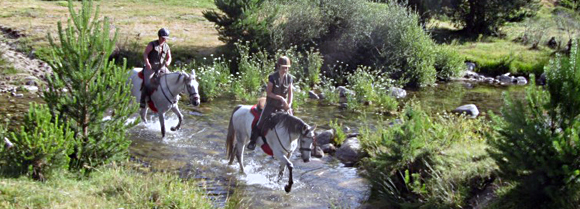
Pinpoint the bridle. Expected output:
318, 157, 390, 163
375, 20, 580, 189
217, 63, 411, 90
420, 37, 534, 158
299, 130, 316, 152
274, 127, 316, 153
160, 72, 199, 105
185, 75, 199, 102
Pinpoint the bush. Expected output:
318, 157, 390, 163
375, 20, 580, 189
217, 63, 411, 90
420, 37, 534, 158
0, 103, 75, 180
194, 56, 232, 102
434, 45, 465, 81
345, 67, 398, 113
208, 0, 455, 87
487, 40, 580, 208
361, 103, 495, 208
328, 119, 346, 146
43, 0, 137, 172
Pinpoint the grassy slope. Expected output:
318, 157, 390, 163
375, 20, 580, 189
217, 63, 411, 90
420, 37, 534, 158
0, 0, 222, 64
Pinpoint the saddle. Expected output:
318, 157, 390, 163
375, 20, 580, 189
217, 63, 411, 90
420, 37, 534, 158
138, 71, 162, 95
250, 104, 274, 156
138, 71, 163, 113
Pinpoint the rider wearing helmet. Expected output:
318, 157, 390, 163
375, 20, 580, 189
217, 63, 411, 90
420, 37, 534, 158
247, 56, 294, 150
140, 28, 173, 109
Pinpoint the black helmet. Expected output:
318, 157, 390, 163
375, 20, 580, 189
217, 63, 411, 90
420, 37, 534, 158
158, 28, 170, 38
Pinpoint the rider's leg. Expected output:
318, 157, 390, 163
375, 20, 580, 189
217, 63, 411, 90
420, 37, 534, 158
247, 124, 261, 150
140, 67, 153, 109
247, 112, 265, 150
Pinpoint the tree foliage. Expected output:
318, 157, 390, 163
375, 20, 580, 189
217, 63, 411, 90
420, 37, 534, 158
0, 103, 75, 180
488, 39, 580, 208
43, 0, 137, 172
448, 0, 539, 35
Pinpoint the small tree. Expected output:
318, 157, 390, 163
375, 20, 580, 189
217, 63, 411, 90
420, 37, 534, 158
0, 103, 74, 181
488, 39, 580, 208
43, 0, 137, 172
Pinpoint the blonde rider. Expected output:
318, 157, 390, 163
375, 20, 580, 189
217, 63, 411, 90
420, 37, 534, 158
247, 56, 294, 150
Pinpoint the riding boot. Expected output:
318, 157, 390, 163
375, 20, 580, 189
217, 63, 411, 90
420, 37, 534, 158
247, 126, 261, 150
140, 87, 148, 108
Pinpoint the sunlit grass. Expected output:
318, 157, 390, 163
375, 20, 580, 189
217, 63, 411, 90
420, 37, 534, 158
0, 162, 213, 209
0, 0, 222, 66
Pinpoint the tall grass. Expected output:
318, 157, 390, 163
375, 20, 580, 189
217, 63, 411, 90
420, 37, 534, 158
0, 163, 213, 208
360, 103, 496, 208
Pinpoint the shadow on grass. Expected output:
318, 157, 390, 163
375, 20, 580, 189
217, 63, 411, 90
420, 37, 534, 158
110, 44, 226, 69
429, 27, 480, 44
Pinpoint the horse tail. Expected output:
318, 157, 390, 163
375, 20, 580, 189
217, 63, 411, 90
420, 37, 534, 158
226, 105, 243, 160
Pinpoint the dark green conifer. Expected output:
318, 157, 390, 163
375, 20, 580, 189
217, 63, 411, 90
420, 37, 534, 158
43, 0, 137, 172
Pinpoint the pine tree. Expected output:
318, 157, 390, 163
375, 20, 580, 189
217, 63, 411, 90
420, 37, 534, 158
43, 0, 137, 171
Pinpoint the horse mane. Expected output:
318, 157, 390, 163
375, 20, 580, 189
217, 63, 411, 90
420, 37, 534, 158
265, 112, 307, 134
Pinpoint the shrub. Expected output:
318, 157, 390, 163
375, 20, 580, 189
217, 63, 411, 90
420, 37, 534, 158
203, 0, 272, 52
345, 67, 398, 113
487, 40, 580, 208
194, 56, 232, 102
328, 119, 346, 146
0, 103, 75, 180
43, 0, 137, 172
208, 0, 454, 87
361, 103, 495, 208
434, 45, 464, 81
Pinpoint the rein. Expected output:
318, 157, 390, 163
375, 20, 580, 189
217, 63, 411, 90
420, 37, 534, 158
273, 125, 314, 153
160, 73, 177, 104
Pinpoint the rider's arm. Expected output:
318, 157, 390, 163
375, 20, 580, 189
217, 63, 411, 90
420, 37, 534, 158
165, 47, 172, 68
287, 83, 293, 109
143, 43, 153, 69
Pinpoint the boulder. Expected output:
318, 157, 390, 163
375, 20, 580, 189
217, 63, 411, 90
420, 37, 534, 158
387, 87, 407, 99
336, 137, 362, 166
312, 146, 324, 158
320, 143, 336, 153
315, 129, 334, 145
452, 104, 479, 118
498, 73, 513, 84
516, 76, 527, 85
308, 90, 320, 100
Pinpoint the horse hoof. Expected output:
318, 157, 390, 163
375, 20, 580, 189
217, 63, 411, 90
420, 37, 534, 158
170, 127, 177, 131
284, 185, 292, 193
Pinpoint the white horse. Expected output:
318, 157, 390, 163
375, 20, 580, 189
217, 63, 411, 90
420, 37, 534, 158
128, 68, 200, 137
226, 104, 316, 193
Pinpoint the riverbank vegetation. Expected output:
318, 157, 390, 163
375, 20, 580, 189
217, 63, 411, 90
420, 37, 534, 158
0, 1, 219, 208
0, 162, 213, 208
1, 0, 580, 208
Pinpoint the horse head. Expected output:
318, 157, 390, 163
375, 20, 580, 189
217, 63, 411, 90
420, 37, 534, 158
184, 70, 200, 106
299, 124, 317, 163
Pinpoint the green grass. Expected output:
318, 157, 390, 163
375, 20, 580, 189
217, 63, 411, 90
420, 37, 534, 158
0, 162, 214, 208
455, 39, 550, 76
428, 4, 579, 77
360, 104, 496, 208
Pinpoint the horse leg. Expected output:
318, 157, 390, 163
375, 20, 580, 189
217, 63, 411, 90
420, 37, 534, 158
284, 162, 294, 193
170, 106, 183, 131
236, 131, 245, 173
140, 107, 148, 124
159, 113, 166, 138
278, 164, 286, 180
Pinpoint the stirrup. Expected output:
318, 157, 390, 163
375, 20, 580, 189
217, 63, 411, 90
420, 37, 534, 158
246, 141, 256, 150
